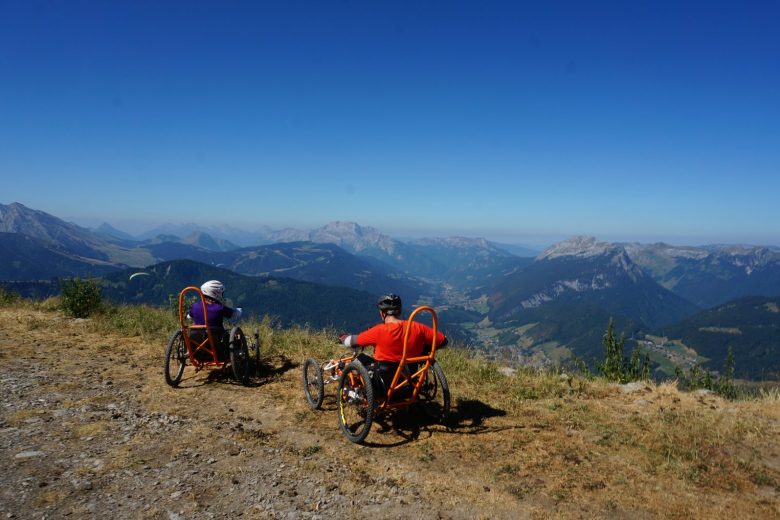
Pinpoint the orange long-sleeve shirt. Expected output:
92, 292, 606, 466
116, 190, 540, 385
356, 320, 446, 363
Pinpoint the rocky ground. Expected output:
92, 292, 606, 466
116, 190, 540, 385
0, 308, 508, 519
1, 306, 779, 519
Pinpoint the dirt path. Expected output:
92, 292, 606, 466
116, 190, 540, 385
0, 308, 521, 519
1, 307, 779, 519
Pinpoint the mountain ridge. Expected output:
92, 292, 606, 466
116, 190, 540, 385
4, 202, 780, 380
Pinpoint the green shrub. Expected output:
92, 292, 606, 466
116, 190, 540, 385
0, 286, 20, 306
675, 346, 738, 399
597, 318, 650, 383
60, 277, 103, 318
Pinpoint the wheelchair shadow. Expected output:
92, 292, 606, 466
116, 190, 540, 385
203, 368, 249, 386
255, 356, 298, 386
192, 356, 299, 388
362, 398, 510, 448
449, 398, 507, 428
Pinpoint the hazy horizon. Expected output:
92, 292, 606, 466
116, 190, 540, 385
56, 207, 780, 251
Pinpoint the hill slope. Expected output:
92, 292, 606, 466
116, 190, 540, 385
1, 304, 778, 519
482, 237, 699, 365
0, 232, 121, 280
490, 237, 698, 328
101, 260, 379, 331
193, 242, 430, 302
662, 295, 780, 379
0, 202, 155, 267
408, 237, 532, 289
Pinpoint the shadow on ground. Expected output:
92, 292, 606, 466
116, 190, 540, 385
194, 355, 299, 388
362, 397, 511, 447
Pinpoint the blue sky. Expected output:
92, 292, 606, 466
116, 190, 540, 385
1, 1, 779, 247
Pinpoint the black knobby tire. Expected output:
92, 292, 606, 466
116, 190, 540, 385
302, 358, 325, 409
229, 327, 250, 386
420, 360, 451, 422
164, 330, 187, 387
337, 361, 374, 443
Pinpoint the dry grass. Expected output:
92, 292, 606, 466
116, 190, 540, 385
4, 300, 780, 519
73, 421, 112, 439
5, 409, 39, 425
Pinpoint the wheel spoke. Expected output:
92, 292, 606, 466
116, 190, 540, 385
337, 362, 374, 443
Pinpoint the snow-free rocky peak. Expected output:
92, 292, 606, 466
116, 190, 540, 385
538, 236, 624, 260
307, 221, 400, 254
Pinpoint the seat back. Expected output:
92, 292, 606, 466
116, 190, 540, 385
383, 306, 439, 407
178, 286, 221, 366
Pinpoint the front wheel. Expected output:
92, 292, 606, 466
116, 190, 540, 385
302, 358, 324, 409
164, 330, 187, 387
337, 361, 374, 443
419, 360, 450, 422
229, 327, 250, 386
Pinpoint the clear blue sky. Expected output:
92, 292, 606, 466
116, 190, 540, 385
1, 1, 779, 247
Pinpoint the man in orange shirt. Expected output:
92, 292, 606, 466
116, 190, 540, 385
339, 294, 447, 398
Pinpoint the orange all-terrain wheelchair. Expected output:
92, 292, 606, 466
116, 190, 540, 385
302, 306, 450, 443
164, 286, 259, 387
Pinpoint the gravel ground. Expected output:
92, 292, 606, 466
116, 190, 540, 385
0, 310, 506, 519
3, 308, 778, 519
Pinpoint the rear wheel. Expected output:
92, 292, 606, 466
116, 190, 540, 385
419, 360, 450, 422
164, 330, 187, 387
337, 361, 374, 443
229, 327, 250, 386
302, 358, 324, 409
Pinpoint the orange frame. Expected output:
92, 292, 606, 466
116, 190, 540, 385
178, 286, 227, 370
379, 305, 440, 411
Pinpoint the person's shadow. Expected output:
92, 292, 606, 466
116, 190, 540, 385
362, 397, 509, 448
448, 398, 507, 428
201, 354, 298, 387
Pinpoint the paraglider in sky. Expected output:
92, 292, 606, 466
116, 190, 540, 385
129, 272, 151, 281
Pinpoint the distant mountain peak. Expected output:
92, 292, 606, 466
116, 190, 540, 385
0, 201, 114, 259
180, 231, 238, 252
538, 236, 623, 260
315, 221, 384, 240
308, 221, 398, 253
94, 222, 136, 242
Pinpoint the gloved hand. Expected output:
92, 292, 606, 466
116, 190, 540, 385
338, 333, 349, 345
233, 307, 243, 320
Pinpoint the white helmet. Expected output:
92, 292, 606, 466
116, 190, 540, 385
200, 280, 225, 303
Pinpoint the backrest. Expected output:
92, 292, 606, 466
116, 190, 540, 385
384, 306, 439, 405
178, 286, 220, 365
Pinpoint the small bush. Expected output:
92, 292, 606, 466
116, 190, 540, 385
0, 286, 20, 306
60, 277, 103, 318
675, 346, 738, 399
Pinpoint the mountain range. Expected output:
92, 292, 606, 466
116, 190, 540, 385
623, 242, 780, 308
482, 237, 701, 366
2, 202, 779, 379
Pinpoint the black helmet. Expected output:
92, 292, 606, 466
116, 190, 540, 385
376, 294, 402, 316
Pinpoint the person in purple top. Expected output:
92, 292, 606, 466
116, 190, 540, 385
188, 280, 242, 359
189, 280, 242, 328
